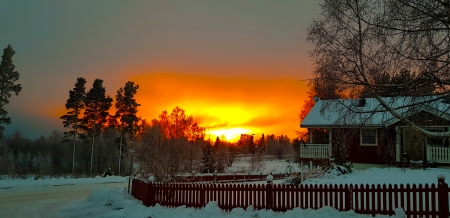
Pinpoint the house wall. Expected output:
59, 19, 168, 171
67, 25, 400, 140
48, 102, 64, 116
330, 111, 450, 165
332, 128, 396, 165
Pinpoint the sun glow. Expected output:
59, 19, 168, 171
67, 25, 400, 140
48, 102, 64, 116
129, 73, 309, 141
208, 127, 252, 142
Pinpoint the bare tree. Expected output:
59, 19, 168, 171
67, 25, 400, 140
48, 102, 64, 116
308, 0, 450, 137
266, 134, 293, 161
136, 107, 205, 182
136, 124, 168, 181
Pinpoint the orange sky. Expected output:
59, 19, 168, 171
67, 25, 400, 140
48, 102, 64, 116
2, 1, 319, 139
130, 73, 309, 142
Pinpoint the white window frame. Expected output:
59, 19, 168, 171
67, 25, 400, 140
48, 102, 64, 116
360, 128, 377, 146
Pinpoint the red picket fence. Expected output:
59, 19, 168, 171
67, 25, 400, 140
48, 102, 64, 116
171, 173, 286, 183
131, 177, 450, 217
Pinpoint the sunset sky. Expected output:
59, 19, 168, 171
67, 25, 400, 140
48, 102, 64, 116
1, 1, 318, 141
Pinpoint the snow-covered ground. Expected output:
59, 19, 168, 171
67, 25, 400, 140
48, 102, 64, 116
225, 156, 300, 175
0, 175, 127, 189
1, 159, 449, 217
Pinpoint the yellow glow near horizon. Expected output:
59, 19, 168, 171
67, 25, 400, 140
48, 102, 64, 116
129, 72, 309, 141
208, 127, 252, 142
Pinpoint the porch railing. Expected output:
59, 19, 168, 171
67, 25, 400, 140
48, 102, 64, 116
300, 144, 331, 159
427, 146, 450, 163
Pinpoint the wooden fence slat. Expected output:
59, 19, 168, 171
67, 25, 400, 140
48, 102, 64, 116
355, 184, 360, 213
412, 184, 417, 215
424, 184, 430, 215
418, 184, 423, 216
406, 184, 411, 214
280, 184, 286, 211
386, 184, 390, 214
252, 184, 257, 210
431, 184, 437, 217
371, 184, 375, 216
266, 183, 272, 209
314, 184, 318, 209
236, 185, 239, 208
320, 184, 324, 208
381, 184, 386, 213
400, 184, 404, 213
393, 184, 398, 210
334, 184, 338, 208
376, 184, 381, 214
131, 178, 448, 216
289, 184, 293, 208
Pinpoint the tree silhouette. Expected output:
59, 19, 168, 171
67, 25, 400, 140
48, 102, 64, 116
201, 142, 215, 173
0, 45, 22, 137
114, 81, 140, 175
136, 107, 205, 181
60, 77, 86, 174
82, 79, 112, 177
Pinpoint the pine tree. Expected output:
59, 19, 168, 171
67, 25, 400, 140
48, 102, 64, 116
201, 143, 215, 173
60, 77, 86, 174
0, 45, 22, 137
114, 81, 139, 175
83, 79, 112, 177
214, 136, 220, 148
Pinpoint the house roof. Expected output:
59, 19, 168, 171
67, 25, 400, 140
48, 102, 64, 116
300, 96, 450, 128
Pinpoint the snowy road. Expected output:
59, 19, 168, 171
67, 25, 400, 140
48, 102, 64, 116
0, 181, 127, 218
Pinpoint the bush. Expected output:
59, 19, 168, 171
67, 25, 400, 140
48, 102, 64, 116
284, 175, 303, 185
324, 164, 351, 178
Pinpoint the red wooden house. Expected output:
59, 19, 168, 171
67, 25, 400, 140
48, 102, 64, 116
300, 97, 450, 169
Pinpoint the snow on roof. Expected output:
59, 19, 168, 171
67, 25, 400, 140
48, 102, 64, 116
300, 96, 450, 128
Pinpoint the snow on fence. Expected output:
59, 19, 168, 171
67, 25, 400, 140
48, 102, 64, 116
171, 173, 286, 183
132, 176, 450, 217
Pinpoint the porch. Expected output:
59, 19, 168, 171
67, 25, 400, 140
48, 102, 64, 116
396, 126, 450, 164
427, 146, 450, 164
300, 144, 331, 159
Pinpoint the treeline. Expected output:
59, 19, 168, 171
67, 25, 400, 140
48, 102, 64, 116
0, 120, 299, 181
0, 128, 130, 179
0, 46, 300, 180
0, 74, 139, 179
0, 75, 300, 180
136, 107, 300, 182
0, 44, 301, 180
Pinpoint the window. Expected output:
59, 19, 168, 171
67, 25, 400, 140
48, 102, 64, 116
310, 128, 329, 144
361, 129, 377, 146
426, 127, 448, 147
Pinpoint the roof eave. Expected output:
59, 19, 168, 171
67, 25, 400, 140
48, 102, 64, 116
300, 124, 385, 128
